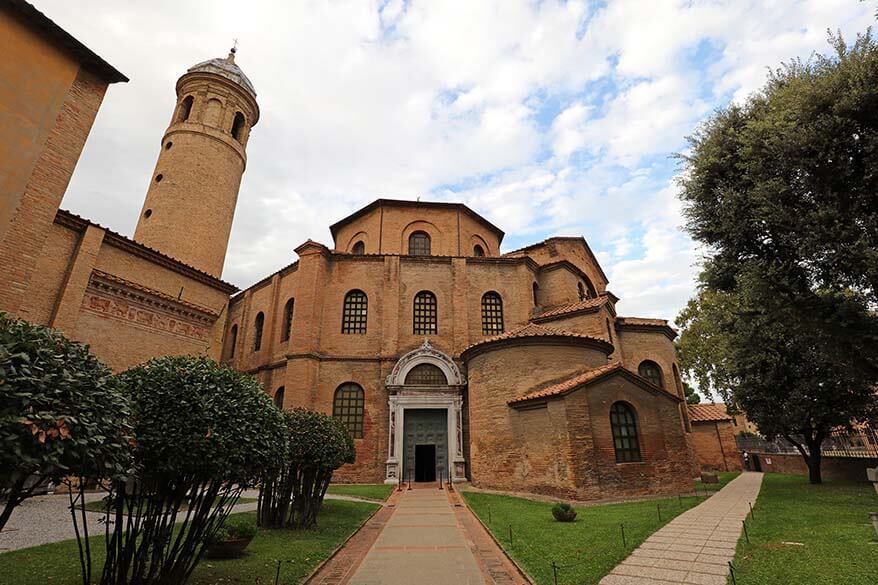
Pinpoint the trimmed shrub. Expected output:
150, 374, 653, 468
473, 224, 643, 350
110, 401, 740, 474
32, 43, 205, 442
0, 313, 129, 535
93, 356, 286, 585
552, 502, 577, 522
258, 408, 355, 529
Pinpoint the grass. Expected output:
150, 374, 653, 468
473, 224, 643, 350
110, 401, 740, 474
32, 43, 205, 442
0, 499, 378, 585
463, 489, 712, 585
326, 483, 395, 501
730, 473, 878, 584
694, 471, 740, 495
81, 496, 257, 513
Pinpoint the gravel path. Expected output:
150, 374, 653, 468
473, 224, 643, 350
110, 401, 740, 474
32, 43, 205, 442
0, 490, 383, 553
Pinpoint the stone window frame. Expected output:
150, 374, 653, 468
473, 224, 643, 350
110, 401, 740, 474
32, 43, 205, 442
638, 360, 664, 388
610, 401, 642, 463
333, 383, 365, 438
253, 312, 264, 352
281, 298, 294, 342
408, 231, 431, 256
413, 290, 438, 335
342, 290, 368, 334
481, 291, 504, 335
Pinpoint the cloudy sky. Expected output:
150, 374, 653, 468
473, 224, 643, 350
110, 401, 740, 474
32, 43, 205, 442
46, 0, 874, 321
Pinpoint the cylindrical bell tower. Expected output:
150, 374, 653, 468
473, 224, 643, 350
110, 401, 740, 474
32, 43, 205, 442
134, 48, 259, 277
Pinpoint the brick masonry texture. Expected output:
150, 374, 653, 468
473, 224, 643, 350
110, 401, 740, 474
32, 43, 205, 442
689, 421, 743, 473
2, 12, 699, 500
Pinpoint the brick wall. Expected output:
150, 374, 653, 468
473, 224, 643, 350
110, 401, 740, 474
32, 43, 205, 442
749, 452, 876, 482
690, 421, 743, 472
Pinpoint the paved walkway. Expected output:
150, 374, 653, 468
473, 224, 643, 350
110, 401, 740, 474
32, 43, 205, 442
307, 485, 528, 585
600, 472, 764, 585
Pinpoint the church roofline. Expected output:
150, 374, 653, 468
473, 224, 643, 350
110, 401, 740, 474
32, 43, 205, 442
615, 316, 677, 341
460, 323, 613, 362
328, 199, 505, 244
55, 209, 238, 294
6, 0, 128, 83
503, 236, 609, 284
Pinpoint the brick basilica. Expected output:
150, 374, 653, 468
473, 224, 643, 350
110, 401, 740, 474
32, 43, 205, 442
2, 3, 697, 501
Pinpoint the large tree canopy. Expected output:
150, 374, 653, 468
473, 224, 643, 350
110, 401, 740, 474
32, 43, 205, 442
677, 32, 878, 483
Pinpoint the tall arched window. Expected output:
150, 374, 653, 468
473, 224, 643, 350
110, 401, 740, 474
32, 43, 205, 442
611, 402, 642, 462
177, 95, 194, 123
408, 231, 431, 255
253, 312, 264, 351
351, 241, 365, 255
231, 112, 246, 141
333, 383, 365, 438
481, 292, 504, 335
638, 360, 664, 388
274, 386, 285, 409
532, 282, 540, 306
281, 298, 294, 342
413, 291, 437, 335
405, 363, 447, 385
342, 290, 368, 334
578, 282, 586, 301
228, 324, 238, 358
473, 244, 485, 257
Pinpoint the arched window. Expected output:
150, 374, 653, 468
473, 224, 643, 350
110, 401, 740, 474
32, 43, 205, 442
231, 112, 246, 141
351, 241, 365, 255
413, 291, 437, 335
274, 386, 285, 409
638, 360, 664, 388
342, 290, 368, 334
177, 95, 194, 122
333, 383, 365, 438
405, 363, 447, 385
228, 324, 238, 358
253, 312, 264, 352
578, 282, 587, 301
281, 298, 294, 342
481, 292, 504, 335
611, 402, 642, 463
473, 244, 485, 257
532, 282, 540, 306
606, 318, 613, 343
408, 231, 431, 256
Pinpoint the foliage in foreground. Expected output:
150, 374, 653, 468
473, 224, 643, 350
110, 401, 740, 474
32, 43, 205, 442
0, 313, 130, 533
676, 31, 878, 483
0, 502, 378, 585
76, 356, 287, 585
731, 474, 878, 584
258, 408, 356, 529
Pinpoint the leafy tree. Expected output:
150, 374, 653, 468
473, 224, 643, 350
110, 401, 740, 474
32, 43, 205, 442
0, 313, 130, 536
677, 32, 878, 483
683, 382, 702, 405
258, 408, 355, 529
85, 356, 286, 585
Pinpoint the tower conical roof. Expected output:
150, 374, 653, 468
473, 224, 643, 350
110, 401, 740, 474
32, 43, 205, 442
187, 49, 256, 98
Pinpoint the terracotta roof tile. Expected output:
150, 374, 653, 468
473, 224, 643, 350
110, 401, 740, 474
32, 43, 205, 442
615, 316, 678, 339
509, 363, 623, 405
91, 270, 220, 317
687, 403, 733, 422
532, 297, 606, 320
462, 323, 612, 355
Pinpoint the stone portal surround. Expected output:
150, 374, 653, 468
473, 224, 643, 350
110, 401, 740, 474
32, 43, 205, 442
600, 472, 764, 585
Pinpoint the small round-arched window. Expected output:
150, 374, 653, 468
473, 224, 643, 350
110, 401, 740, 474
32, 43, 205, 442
473, 244, 485, 257
408, 231, 431, 256
404, 364, 447, 385
610, 402, 642, 463
638, 360, 664, 388
351, 241, 365, 255
231, 112, 246, 141
274, 386, 285, 409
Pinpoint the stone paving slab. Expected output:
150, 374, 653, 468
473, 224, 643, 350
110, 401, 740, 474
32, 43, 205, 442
599, 472, 764, 585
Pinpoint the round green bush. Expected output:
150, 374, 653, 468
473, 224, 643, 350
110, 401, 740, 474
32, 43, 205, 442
286, 408, 356, 471
0, 313, 130, 529
118, 355, 286, 485
552, 502, 577, 522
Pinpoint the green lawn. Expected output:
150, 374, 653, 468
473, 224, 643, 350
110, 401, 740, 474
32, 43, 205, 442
326, 483, 395, 501
695, 471, 740, 496
731, 473, 878, 584
463, 490, 710, 585
82, 496, 257, 513
0, 499, 378, 585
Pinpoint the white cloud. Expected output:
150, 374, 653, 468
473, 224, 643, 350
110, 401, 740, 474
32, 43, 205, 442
44, 0, 875, 321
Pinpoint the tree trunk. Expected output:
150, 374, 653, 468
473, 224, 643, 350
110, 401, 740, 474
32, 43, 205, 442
805, 436, 823, 484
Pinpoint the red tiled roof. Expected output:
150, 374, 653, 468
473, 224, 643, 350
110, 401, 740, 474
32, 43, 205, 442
532, 297, 606, 321
509, 363, 624, 405
91, 270, 220, 317
615, 316, 677, 340
461, 323, 613, 360
687, 403, 733, 422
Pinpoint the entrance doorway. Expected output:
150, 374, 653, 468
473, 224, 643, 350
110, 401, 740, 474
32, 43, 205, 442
415, 444, 437, 481
403, 409, 447, 482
